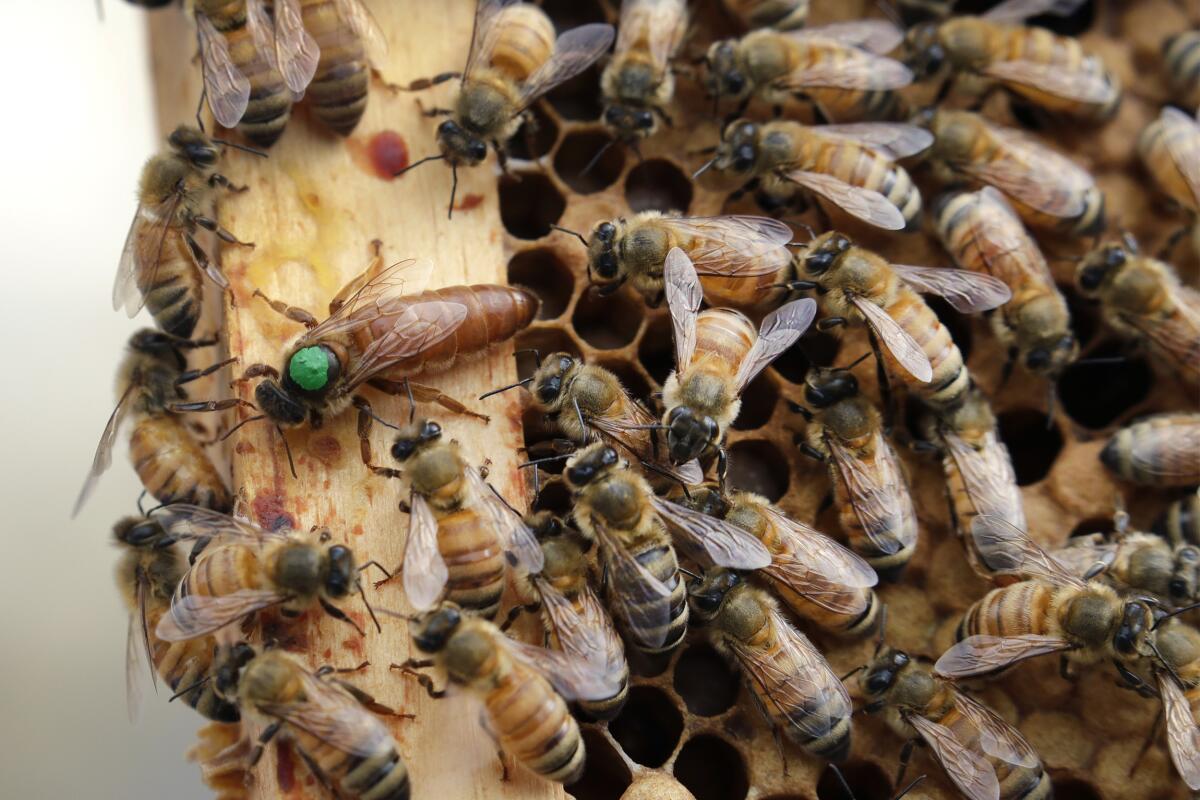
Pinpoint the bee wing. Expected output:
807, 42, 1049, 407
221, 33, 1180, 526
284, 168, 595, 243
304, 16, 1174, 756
784, 170, 907, 231
585, 399, 703, 485
970, 515, 1086, 587
890, 264, 1012, 314
963, 128, 1093, 218
153, 504, 290, 546
72, 384, 137, 518
1158, 670, 1200, 791
260, 670, 393, 758
651, 496, 772, 569
616, 0, 687, 76
814, 123, 934, 160
982, 58, 1116, 105
1160, 107, 1200, 208
760, 504, 879, 595
344, 300, 468, 388
1122, 309, 1200, 382
734, 298, 816, 392
113, 193, 186, 317
502, 636, 626, 702
463, 0, 520, 81
777, 41, 912, 91
466, 467, 544, 574
983, 0, 1088, 24
953, 691, 1040, 768
516, 23, 616, 112
906, 713, 1002, 800
592, 519, 672, 650
943, 431, 1026, 533
196, 12, 252, 128
933, 633, 1074, 678
828, 437, 917, 557
664, 247, 702, 371
126, 567, 157, 722
156, 588, 287, 642
658, 216, 794, 278
403, 492, 449, 611
785, 20, 905, 55
298, 259, 433, 345
273, 0, 320, 94
847, 295, 933, 382
1047, 536, 1118, 579
954, 188, 1056, 286
536, 578, 626, 677
1125, 420, 1200, 482
336, 0, 389, 61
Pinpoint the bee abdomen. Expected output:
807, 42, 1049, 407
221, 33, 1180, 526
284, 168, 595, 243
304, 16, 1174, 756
183, 542, 263, 600
340, 747, 410, 800
889, 289, 967, 411
1156, 494, 1200, 548
489, 669, 585, 784
222, 20, 292, 147
579, 671, 630, 721
135, 228, 202, 338
1164, 31, 1200, 109
631, 545, 688, 654
438, 509, 506, 620
694, 309, 757, 366
129, 416, 233, 511
1138, 117, 1200, 212
157, 637, 240, 722
821, 144, 922, 229
304, 1, 370, 135
959, 581, 1054, 640
488, 4, 556, 82
774, 578, 879, 637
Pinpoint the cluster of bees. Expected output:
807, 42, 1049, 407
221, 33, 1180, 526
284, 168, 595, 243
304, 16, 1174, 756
82, 0, 1200, 798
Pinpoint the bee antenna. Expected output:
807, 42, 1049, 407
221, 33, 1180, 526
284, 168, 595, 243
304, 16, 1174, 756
686, 145, 718, 156
829, 764, 859, 800
678, 566, 702, 580
1073, 356, 1127, 366
394, 153, 444, 178
839, 664, 867, 682
194, 86, 207, 133
875, 605, 889, 657
641, 461, 692, 500
136, 489, 149, 517
692, 156, 717, 180
580, 137, 619, 178
447, 165, 459, 219
550, 225, 589, 247
479, 377, 533, 400
519, 454, 572, 468
374, 607, 419, 622
893, 775, 927, 800
1150, 639, 1186, 686
839, 351, 872, 372
1152, 601, 1200, 629
276, 425, 298, 479
213, 139, 269, 158
791, 221, 817, 242
168, 675, 211, 703
220, 413, 268, 441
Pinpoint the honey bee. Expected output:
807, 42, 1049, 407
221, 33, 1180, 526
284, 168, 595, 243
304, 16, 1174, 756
907, 0, 1120, 121
508, 512, 629, 720
702, 21, 914, 122
917, 385, 1026, 580
403, 1, 613, 214
269, 0, 388, 135
791, 231, 1010, 413
564, 442, 770, 653
1156, 491, 1200, 549
483, 351, 701, 485
1164, 32, 1200, 110
934, 187, 1078, 382
113, 126, 250, 339
73, 330, 234, 517
859, 646, 1050, 800
935, 515, 1158, 680
796, 366, 919, 579
678, 485, 880, 637
1050, 526, 1200, 609
361, 418, 545, 619
150, 504, 376, 642
923, 110, 1104, 237
600, 0, 687, 140
1100, 413, 1200, 488
397, 602, 623, 785
214, 643, 411, 799
699, 118, 932, 229
194, 0, 293, 146
1138, 107, 1200, 230
114, 515, 240, 723
662, 247, 816, 468
1145, 618, 1200, 792
238, 251, 537, 431
1076, 237, 1200, 385
721, 0, 808, 31
688, 570, 854, 761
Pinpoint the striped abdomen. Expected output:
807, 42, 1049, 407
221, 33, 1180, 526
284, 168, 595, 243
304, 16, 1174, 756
302, 0, 369, 135
684, 234, 792, 311
132, 221, 202, 338
808, 137, 921, 230
356, 285, 538, 380
957, 581, 1055, 641
548, 589, 630, 721
1138, 115, 1200, 212
205, 5, 292, 147
683, 309, 756, 412
435, 507, 506, 620
723, 0, 808, 30
291, 725, 410, 800
180, 541, 266, 602
991, 25, 1120, 120
808, 87, 903, 122
488, 3, 556, 82
1164, 32, 1200, 110
884, 286, 968, 412
152, 629, 240, 721
1101, 414, 1200, 487
129, 415, 232, 511
630, 542, 689, 654
485, 658, 585, 784
1156, 494, 1200, 548
942, 434, 1026, 575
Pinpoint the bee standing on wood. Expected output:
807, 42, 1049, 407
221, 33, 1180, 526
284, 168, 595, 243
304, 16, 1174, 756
600, 0, 687, 141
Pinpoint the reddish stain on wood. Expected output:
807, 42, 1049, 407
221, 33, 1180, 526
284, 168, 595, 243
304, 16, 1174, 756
352, 523, 365, 536
310, 434, 343, 466
234, 440, 256, 455
342, 636, 364, 656
454, 193, 484, 211
323, 648, 333, 661
253, 489, 296, 532
349, 130, 410, 179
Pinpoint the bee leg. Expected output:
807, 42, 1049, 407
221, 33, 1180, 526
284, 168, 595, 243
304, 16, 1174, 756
328, 676, 417, 719
494, 142, 515, 178
1128, 709, 1162, 778
191, 216, 253, 248
182, 235, 232, 291
292, 747, 338, 798
404, 381, 492, 423
518, 111, 546, 169
398, 71, 462, 92
499, 602, 535, 633
251, 289, 320, 329
354, 396, 405, 479
797, 442, 825, 463
391, 662, 446, 699
231, 362, 280, 387
866, 330, 896, 433
1058, 654, 1075, 681
247, 721, 284, 769
175, 356, 239, 388
208, 172, 248, 194
1156, 225, 1189, 261
414, 97, 454, 117
320, 597, 367, 637
168, 397, 257, 414
717, 447, 728, 494
895, 738, 917, 787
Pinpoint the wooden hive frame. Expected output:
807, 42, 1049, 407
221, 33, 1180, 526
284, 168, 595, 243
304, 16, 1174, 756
136, 1, 1200, 799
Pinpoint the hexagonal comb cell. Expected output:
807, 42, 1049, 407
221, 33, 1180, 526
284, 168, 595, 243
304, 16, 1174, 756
727, 439, 790, 502
570, 728, 633, 800
572, 286, 645, 349
608, 686, 684, 768
555, 130, 625, 194
507, 248, 575, 320
816, 762, 892, 800
673, 735, 749, 800
1057, 340, 1153, 430
547, 64, 605, 122
500, 172, 566, 239
997, 408, 1064, 486
638, 315, 675, 387
731, 373, 778, 431
625, 159, 694, 214
508, 105, 559, 162
673, 642, 740, 717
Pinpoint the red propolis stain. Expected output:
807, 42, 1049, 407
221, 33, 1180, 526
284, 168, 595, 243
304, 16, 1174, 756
276, 741, 297, 792
453, 193, 484, 212
350, 130, 410, 179
234, 440, 256, 455
352, 524, 365, 537
253, 490, 296, 532
342, 636, 364, 656
309, 434, 343, 466
323, 648, 333, 661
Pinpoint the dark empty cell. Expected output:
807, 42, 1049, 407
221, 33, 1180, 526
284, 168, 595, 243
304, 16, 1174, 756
761, 796, 810, 800
674, 643, 740, 717
521, 406, 569, 478
532, 477, 572, 515
499, 172, 565, 239
569, 729, 632, 800
608, 686, 684, 768
597, 359, 652, 400
996, 409, 1064, 486
1057, 340, 1152, 430
627, 646, 673, 679
540, 0, 607, 28
927, 295, 972, 364
626, 159, 693, 214
507, 104, 558, 162
1026, 0, 1094, 35
555, 130, 625, 194
731, 373, 778, 431
727, 439, 790, 501
573, 286, 644, 349
673, 735, 749, 800
638, 315, 675, 386
1069, 516, 1113, 539
547, 65, 604, 122
773, 332, 842, 384
1062, 282, 1100, 347
1051, 778, 1102, 800
514, 329, 580, 381
816, 761, 892, 800
507, 249, 575, 320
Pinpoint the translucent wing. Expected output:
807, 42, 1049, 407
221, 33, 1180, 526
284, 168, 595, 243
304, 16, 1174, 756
776, 42, 912, 91
502, 636, 625, 702
273, 0, 320, 94
1047, 536, 1118, 579
848, 295, 933, 382
403, 492, 448, 611
952, 187, 1055, 287
759, 504, 879, 612
337, 0, 389, 61
259, 669, 392, 758
828, 437, 917, 557
592, 519, 672, 649
651, 496, 772, 569
113, 193, 186, 317
344, 300, 468, 388
72, 384, 136, 518
970, 515, 1086, 587
663, 247, 702, 371
156, 588, 287, 641
1161, 107, 1200, 208
983, 0, 1089, 24
153, 504, 289, 546
964, 126, 1094, 218
616, 0, 687, 76
245, 0, 279, 66
586, 397, 702, 485
815, 123, 934, 160
659, 215, 794, 278
891, 264, 1012, 313
943, 431, 1027, 533
466, 467, 544, 574
537, 579, 625, 679
1126, 420, 1200, 481
787, 20, 905, 54
463, 0, 519, 80
953, 691, 1039, 768
1123, 308, 1200, 381
196, 12, 252, 128
983, 59, 1116, 105
125, 568, 156, 722
907, 714, 1001, 800
785, 170, 907, 230
734, 298, 816, 391
517, 24, 616, 111
934, 633, 1074, 678
298, 259, 433, 345
1158, 671, 1200, 791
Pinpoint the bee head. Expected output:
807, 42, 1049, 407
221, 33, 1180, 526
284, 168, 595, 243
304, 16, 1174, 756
214, 641, 257, 698
904, 22, 944, 77
586, 220, 622, 283
113, 516, 173, 549
254, 379, 309, 428
1113, 600, 1153, 656
565, 443, 620, 488
604, 104, 656, 139
525, 511, 564, 541
715, 119, 759, 175
128, 328, 188, 370
391, 419, 443, 462
862, 648, 910, 697
704, 39, 749, 102
665, 405, 719, 464
436, 119, 488, 167
805, 368, 859, 408
803, 233, 852, 276
322, 542, 357, 599
1077, 244, 1127, 295
1170, 546, 1200, 605
413, 604, 463, 653
687, 569, 742, 622
168, 125, 219, 168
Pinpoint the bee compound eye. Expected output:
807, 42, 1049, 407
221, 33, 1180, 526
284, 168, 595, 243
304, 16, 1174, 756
422, 421, 442, 440
392, 439, 417, 461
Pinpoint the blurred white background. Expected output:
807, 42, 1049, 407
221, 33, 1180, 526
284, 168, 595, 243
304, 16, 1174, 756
0, 2, 208, 797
